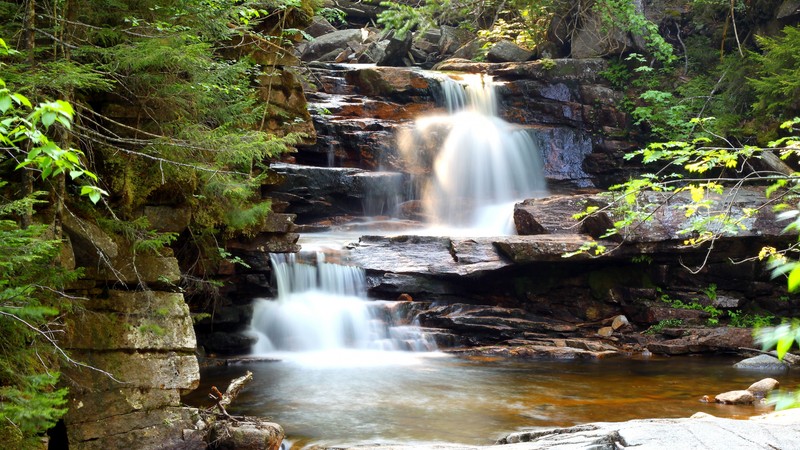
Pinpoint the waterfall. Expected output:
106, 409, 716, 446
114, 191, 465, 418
399, 73, 547, 235
250, 252, 437, 354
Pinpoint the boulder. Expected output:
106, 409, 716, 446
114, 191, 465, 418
715, 390, 755, 405
734, 354, 790, 372
209, 419, 285, 450
364, 31, 412, 66
487, 40, 534, 62
452, 39, 483, 60
301, 29, 365, 61
438, 25, 475, 56
597, 326, 614, 337
747, 378, 780, 397
611, 315, 630, 330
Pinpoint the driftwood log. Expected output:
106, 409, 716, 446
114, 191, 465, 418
209, 370, 254, 419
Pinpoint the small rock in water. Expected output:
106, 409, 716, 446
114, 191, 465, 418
700, 395, 715, 403
715, 390, 755, 405
611, 314, 629, 331
691, 411, 716, 418
397, 293, 413, 302
747, 378, 780, 397
734, 354, 789, 372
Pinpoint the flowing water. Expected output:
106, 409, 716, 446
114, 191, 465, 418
250, 252, 437, 354
399, 73, 547, 235
186, 355, 798, 448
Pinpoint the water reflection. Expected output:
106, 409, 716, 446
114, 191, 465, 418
185, 355, 794, 448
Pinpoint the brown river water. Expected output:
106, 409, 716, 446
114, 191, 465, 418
183, 351, 799, 448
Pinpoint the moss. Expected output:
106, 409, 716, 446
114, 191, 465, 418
138, 323, 167, 337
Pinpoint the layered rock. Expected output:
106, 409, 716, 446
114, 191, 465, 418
61, 216, 202, 449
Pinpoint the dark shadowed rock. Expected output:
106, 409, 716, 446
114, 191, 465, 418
200, 331, 258, 355
305, 16, 337, 38
417, 303, 578, 346
142, 205, 191, 233
646, 327, 754, 355
487, 40, 534, 62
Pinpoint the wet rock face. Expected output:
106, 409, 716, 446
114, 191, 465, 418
267, 163, 409, 222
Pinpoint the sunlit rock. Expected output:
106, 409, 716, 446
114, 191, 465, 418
715, 390, 755, 405
747, 378, 780, 397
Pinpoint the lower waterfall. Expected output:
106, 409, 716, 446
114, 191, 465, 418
250, 252, 437, 359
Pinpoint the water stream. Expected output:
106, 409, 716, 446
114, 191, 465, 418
187, 355, 798, 448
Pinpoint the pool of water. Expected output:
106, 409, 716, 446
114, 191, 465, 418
184, 351, 796, 448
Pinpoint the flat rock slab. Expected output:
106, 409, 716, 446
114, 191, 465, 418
325, 416, 800, 449
349, 235, 510, 276
349, 234, 602, 277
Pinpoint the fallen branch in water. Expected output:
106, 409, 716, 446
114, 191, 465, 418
208, 370, 254, 420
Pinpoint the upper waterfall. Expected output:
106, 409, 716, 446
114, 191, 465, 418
399, 73, 547, 235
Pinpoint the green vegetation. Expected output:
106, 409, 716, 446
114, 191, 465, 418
644, 318, 685, 335
0, 0, 320, 444
660, 295, 723, 326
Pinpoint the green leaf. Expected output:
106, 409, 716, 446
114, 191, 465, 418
0, 93, 11, 113
41, 111, 56, 128
789, 266, 800, 293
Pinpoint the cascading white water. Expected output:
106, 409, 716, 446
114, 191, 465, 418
250, 252, 437, 356
400, 73, 547, 235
